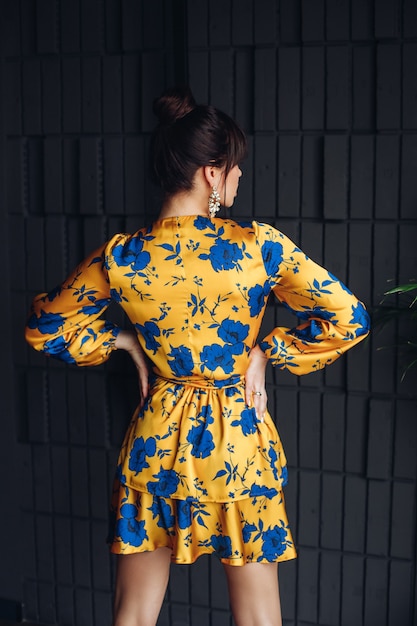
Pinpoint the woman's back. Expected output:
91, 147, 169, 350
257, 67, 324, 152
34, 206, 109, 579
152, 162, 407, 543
106, 215, 266, 381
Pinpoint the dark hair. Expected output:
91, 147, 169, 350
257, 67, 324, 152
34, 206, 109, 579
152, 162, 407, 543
150, 86, 247, 195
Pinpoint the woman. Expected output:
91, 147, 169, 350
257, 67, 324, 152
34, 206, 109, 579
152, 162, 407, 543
25, 86, 370, 626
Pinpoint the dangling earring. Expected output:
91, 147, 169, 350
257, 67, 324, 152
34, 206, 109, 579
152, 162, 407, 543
208, 186, 221, 218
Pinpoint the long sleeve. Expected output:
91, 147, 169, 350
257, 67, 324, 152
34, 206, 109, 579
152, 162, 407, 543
24, 240, 121, 366
255, 223, 370, 374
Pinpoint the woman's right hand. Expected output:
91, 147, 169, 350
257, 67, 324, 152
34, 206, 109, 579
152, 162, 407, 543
244, 344, 268, 422
115, 330, 149, 409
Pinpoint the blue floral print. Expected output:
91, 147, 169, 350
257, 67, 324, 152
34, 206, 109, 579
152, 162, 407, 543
242, 522, 257, 543
78, 298, 111, 316
25, 216, 370, 565
217, 318, 249, 345
147, 468, 180, 497
167, 345, 194, 377
194, 215, 215, 231
27, 309, 65, 334
42, 337, 75, 363
199, 237, 244, 272
128, 436, 157, 475
187, 406, 215, 459
261, 240, 284, 276
135, 321, 161, 353
290, 320, 323, 344
112, 237, 151, 271
148, 496, 175, 530
248, 281, 270, 317
177, 498, 193, 529
115, 503, 148, 547
350, 302, 370, 336
261, 524, 288, 560
231, 407, 258, 436
200, 344, 236, 374
249, 484, 279, 501
210, 534, 233, 558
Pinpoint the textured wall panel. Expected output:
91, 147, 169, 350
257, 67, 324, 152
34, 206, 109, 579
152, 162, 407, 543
341, 554, 365, 625
377, 44, 401, 130
375, 135, 400, 219
351, 0, 374, 39
352, 45, 375, 130
23, 60, 42, 135
301, 136, 323, 218
280, 0, 301, 43
2, 1, 417, 625
62, 58, 82, 133
278, 47, 300, 130
403, 0, 417, 37
401, 134, 417, 218
326, 46, 349, 129
234, 50, 254, 133
394, 399, 417, 479
254, 48, 277, 131
364, 558, 389, 626
319, 552, 341, 625
298, 471, 320, 546
302, 47, 324, 129
390, 482, 415, 559
301, 0, 325, 41
350, 135, 374, 219
324, 135, 348, 219
326, 0, 350, 40
297, 549, 319, 622
278, 136, 301, 216
232, 0, 253, 45
103, 57, 123, 133
321, 473, 343, 549
388, 561, 414, 626
254, 0, 278, 44
375, 0, 400, 38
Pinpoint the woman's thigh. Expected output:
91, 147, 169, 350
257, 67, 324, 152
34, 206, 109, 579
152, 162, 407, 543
113, 548, 172, 626
223, 561, 282, 626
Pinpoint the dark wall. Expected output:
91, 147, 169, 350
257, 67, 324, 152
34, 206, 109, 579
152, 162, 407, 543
1, 1, 417, 625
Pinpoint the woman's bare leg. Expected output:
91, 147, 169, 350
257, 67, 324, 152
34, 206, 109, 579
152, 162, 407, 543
223, 562, 282, 626
113, 548, 172, 626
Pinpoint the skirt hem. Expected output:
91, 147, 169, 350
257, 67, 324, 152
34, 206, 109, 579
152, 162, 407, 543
109, 542, 298, 566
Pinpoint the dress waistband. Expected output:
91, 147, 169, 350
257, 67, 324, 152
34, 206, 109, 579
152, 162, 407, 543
151, 373, 245, 390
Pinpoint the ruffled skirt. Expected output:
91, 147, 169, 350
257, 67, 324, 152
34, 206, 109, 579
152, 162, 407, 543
108, 479, 297, 565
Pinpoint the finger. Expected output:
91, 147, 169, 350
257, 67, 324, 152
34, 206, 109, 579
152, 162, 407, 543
139, 376, 149, 401
135, 366, 149, 407
246, 388, 266, 408
253, 393, 267, 421
137, 380, 149, 412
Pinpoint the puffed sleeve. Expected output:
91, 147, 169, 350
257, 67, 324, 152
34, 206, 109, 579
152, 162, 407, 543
24, 234, 126, 366
254, 223, 370, 374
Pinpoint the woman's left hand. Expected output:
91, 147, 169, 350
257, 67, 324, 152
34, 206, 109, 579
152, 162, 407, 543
244, 344, 268, 422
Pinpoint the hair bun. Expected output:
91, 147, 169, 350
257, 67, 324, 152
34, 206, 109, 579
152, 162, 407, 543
153, 85, 197, 126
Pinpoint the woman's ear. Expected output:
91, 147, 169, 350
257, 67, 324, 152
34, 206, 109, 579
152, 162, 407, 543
203, 165, 221, 187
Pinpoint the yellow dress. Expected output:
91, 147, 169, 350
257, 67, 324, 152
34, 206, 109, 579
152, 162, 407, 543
25, 216, 370, 565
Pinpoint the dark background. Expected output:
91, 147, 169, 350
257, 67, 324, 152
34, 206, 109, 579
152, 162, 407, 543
1, 1, 417, 625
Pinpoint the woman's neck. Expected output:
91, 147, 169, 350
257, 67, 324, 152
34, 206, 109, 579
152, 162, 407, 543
158, 190, 209, 219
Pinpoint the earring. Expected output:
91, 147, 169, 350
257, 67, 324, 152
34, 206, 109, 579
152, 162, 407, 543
208, 186, 221, 218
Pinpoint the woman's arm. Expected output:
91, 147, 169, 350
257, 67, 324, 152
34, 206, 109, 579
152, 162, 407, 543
25, 242, 120, 366
255, 224, 370, 375
114, 330, 150, 408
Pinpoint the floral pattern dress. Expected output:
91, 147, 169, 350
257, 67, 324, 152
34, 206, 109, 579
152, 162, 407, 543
25, 216, 370, 566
